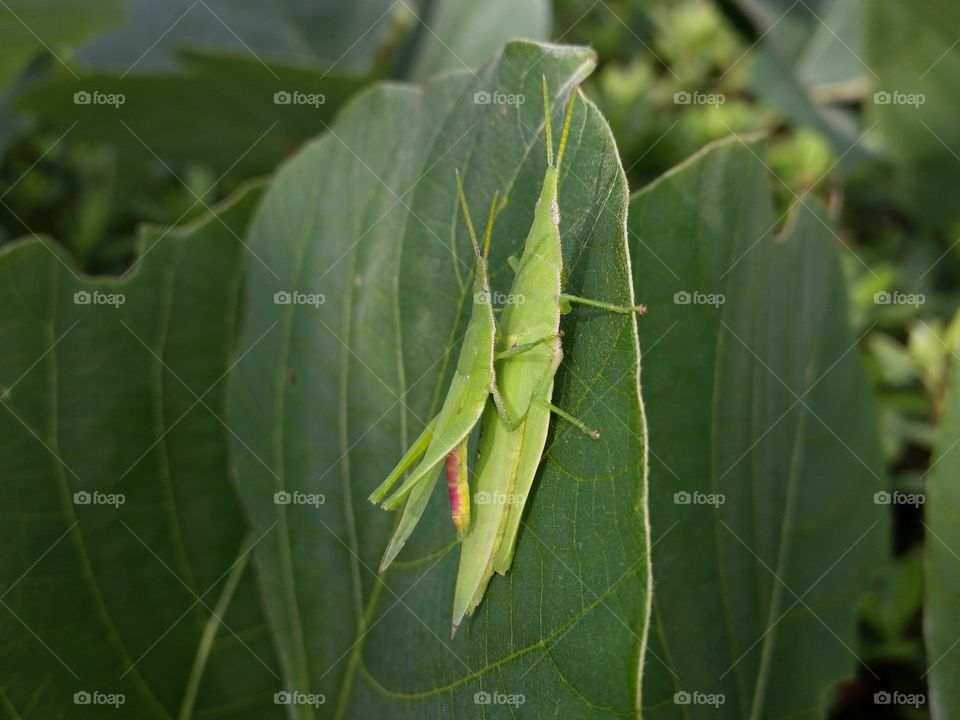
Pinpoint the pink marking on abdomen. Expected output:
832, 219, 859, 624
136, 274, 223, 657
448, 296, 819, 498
446, 451, 461, 518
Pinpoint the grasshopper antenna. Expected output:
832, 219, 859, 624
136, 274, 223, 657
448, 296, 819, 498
455, 169, 481, 256
482, 191, 499, 258
541, 75, 554, 168
556, 89, 577, 172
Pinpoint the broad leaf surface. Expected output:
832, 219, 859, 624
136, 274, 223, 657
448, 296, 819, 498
0, 185, 285, 718
629, 137, 887, 719
228, 41, 649, 718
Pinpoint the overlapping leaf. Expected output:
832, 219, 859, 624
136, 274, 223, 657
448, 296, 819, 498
228, 41, 649, 718
629, 137, 888, 718
0, 185, 284, 718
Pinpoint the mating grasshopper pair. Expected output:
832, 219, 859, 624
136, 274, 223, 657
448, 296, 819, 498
369, 77, 645, 634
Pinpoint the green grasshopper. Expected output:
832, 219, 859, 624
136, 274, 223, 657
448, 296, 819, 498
368, 172, 559, 572
371, 78, 644, 632
450, 78, 646, 634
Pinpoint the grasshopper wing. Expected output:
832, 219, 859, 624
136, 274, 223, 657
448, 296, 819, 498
451, 401, 522, 634
493, 393, 551, 574
379, 373, 489, 509
369, 417, 437, 503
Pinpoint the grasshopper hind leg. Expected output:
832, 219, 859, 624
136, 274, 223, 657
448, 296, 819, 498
368, 417, 437, 503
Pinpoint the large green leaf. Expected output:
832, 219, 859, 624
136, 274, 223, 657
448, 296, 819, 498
0, 184, 284, 717
228, 40, 649, 717
926, 354, 960, 718
629, 137, 887, 718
